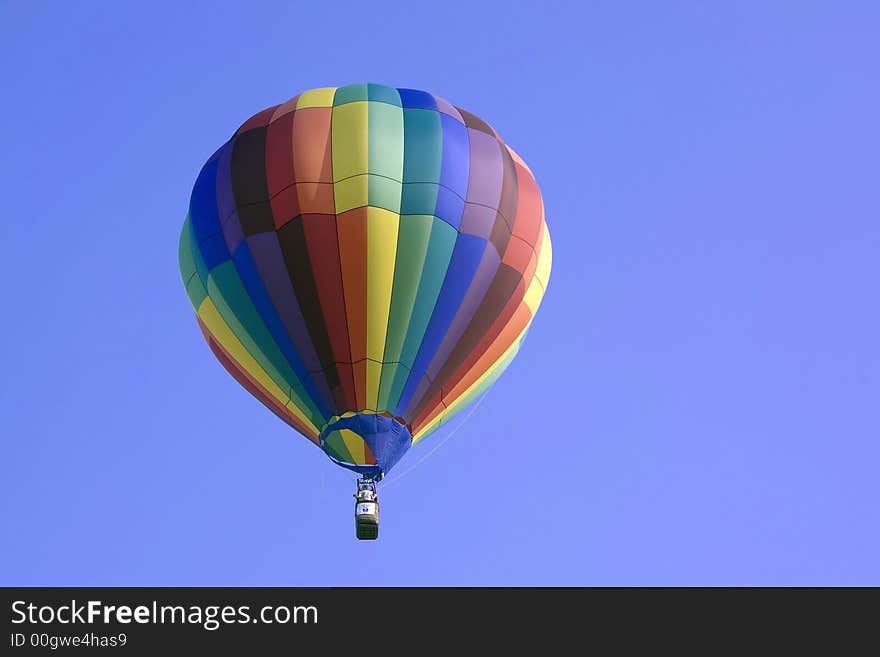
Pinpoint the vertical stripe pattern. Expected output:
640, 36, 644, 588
179, 84, 551, 477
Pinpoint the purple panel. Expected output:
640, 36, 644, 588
215, 141, 237, 222
459, 202, 497, 239
216, 140, 245, 254
221, 213, 245, 255
246, 231, 336, 412
464, 129, 503, 210
405, 377, 433, 418
434, 96, 464, 123
424, 244, 500, 382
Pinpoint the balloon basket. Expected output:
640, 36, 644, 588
354, 478, 380, 540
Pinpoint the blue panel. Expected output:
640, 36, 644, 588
394, 233, 488, 416
189, 159, 221, 244
232, 241, 330, 421
434, 184, 465, 229
200, 233, 231, 272
398, 88, 437, 110
189, 158, 232, 270
438, 113, 470, 199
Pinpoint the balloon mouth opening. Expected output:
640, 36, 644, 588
319, 412, 412, 477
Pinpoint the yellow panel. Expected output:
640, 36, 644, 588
365, 361, 383, 411
296, 87, 337, 109
332, 101, 368, 181
196, 299, 318, 435
365, 206, 400, 409
523, 274, 545, 314
334, 175, 369, 214
340, 429, 366, 464
534, 227, 552, 289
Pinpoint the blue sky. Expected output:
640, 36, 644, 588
1, 1, 878, 585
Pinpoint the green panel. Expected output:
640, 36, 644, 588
333, 83, 368, 106
400, 182, 439, 215
377, 214, 434, 410
324, 430, 354, 463
402, 108, 442, 182
186, 217, 210, 288
179, 215, 208, 309
384, 218, 457, 410
207, 262, 324, 427
368, 174, 402, 213
367, 101, 403, 181
179, 214, 196, 283
367, 83, 401, 106
185, 272, 208, 309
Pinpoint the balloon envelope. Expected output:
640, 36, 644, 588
179, 84, 551, 478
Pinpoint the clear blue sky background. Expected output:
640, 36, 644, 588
1, 1, 877, 585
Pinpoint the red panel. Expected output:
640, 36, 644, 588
501, 235, 534, 275
269, 94, 300, 123
236, 105, 278, 136
364, 442, 377, 465
351, 360, 368, 411
271, 185, 300, 229
296, 181, 336, 215
292, 107, 333, 183
301, 214, 357, 410
337, 208, 368, 410
265, 110, 295, 197
336, 208, 368, 362
510, 160, 543, 248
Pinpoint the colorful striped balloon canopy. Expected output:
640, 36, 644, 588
179, 84, 551, 479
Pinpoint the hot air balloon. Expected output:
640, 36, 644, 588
179, 84, 551, 539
